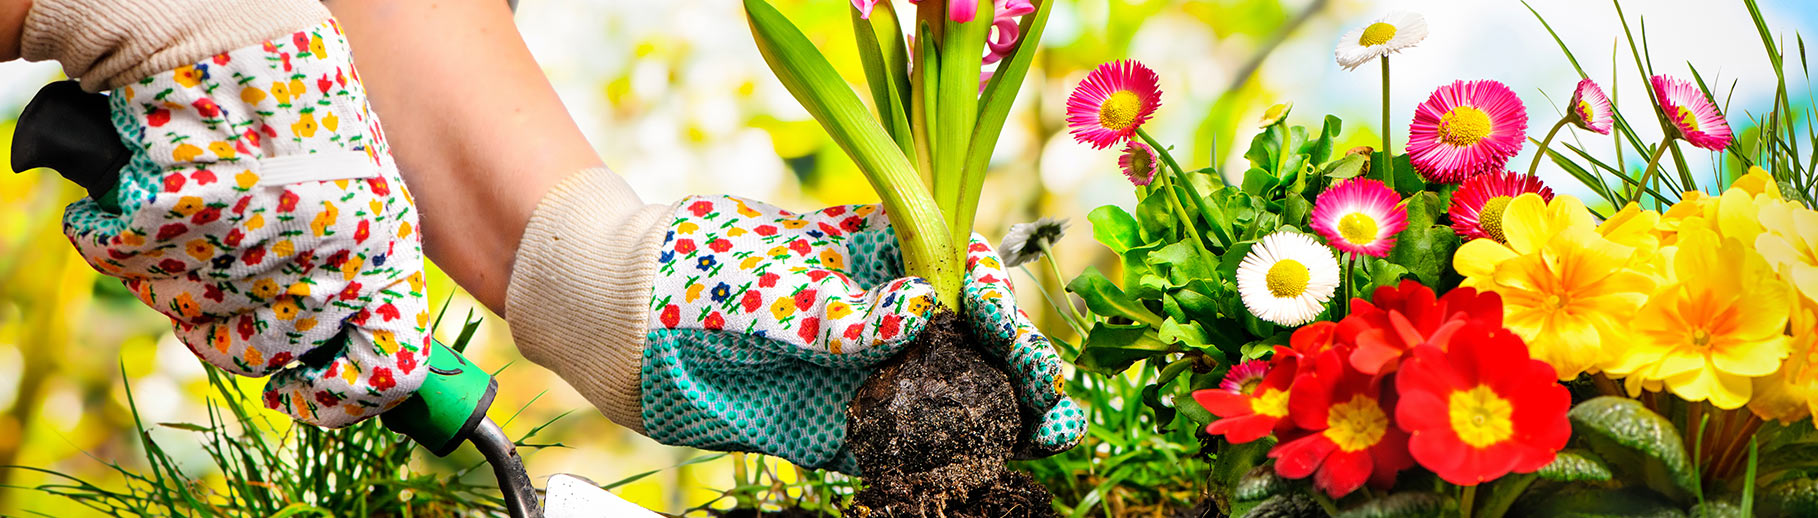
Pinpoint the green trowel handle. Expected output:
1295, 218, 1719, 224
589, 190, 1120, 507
382, 339, 497, 457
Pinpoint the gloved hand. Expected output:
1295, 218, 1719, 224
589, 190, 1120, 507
35, 5, 430, 427
638, 196, 1084, 473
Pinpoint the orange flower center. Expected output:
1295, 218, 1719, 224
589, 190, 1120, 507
1359, 22, 1398, 46
1099, 90, 1143, 132
1324, 394, 1389, 452
1439, 106, 1493, 147
1675, 105, 1701, 133
1338, 213, 1379, 245
1478, 196, 1514, 242
1251, 388, 1290, 418
1448, 385, 1515, 448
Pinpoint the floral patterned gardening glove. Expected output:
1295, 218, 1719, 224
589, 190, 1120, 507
59, 20, 430, 428
642, 196, 1086, 473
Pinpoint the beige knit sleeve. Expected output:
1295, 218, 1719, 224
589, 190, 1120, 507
505, 167, 674, 433
20, 0, 330, 92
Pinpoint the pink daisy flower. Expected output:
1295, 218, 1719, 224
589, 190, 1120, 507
1448, 171, 1554, 243
1651, 75, 1733, 151
1406, 80, 1529, 183
1568, 79, 1614, 135
1219, 360, 1271, 394
1118, 141, 1161, 186
1311, 178, 1407, 257
1066, 60, 1162, 149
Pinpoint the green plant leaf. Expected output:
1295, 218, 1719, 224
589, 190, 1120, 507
745, 0, 960, 306
1688, 500, 1745, 518
1762, 477, 1818, 516
1068, 266, 1164, 327
1148, 240, 1216, 286
1538, 449, 1615, 482
1569, 396, 1701, 502
1074, 323, 1174, 374
954, 0, 1054, 249
1088, 205, 1146, 253
1521, 486, 1686, 518
1224, 446, 1283, 502
850, 4, 913, 156
1385, 193, 1461, 287
1157, 317, 1211, 349
1321, 153, 1370, 180
1335, 492, 1452, 518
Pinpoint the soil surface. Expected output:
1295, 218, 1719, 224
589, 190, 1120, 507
846, 312, 1057, 517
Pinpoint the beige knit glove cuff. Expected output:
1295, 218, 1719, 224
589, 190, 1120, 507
21, 0, 330, 92
505, 167, 673, 434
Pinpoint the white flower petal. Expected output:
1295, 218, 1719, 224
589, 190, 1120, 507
1235, 231, 1341, 327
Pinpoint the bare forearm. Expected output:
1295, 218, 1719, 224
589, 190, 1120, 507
0, 0, 26, 61
323, 0, 603, 314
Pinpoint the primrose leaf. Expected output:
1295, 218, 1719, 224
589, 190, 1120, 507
1067, 266, 1163, 326
1537, 449, 1614, 482
1074, 322, 1174, 375
1519, 486, 1686, 518
1569, 396, 1700, 502
1242, 494, 1322, 518
1335, 492, 1452, 518
1763, 476, 1818, 516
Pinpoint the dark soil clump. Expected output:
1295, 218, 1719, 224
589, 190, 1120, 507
846, 312, 1057, 517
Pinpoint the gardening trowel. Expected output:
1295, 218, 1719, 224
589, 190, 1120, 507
382, 340, 667, 518
10, 80, 664, 518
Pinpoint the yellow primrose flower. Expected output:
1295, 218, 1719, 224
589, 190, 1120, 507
1597, 202, 1663, 261
1749, 299, 1818, 424
1454, 194, 1655, 379
1604, 225, 1792, 410
1756, 199, 1818, 304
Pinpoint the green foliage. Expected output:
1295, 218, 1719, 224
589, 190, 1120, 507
1334, 492, 1452, 518
1016, 359, 1208, 517
1538, 450, 1616, 483
1568, 397, 1701, 503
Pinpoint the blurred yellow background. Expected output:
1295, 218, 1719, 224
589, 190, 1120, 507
1, 0, 1813, 515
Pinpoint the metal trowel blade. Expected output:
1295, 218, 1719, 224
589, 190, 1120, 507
544, 474, 666, 518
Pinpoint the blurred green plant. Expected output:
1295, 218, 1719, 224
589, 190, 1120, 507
1, 315, 564, 518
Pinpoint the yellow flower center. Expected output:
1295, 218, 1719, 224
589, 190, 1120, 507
1358, 22, 1398, 46
1575, 100, 1596, 123
1543, 293, 1568, 310
1439, 106, 1494, 147
1478, 196, 1514, 242
1691, 328, 1713, 348
1265, 259, 1311, 298
1675, 105, 1700, 132
1448, 385, 1516, 448
1251, 388, 1290, 418
1324, 394, 1389, 452
1099, 90, 1143, 132
1337, 213, 1379, 245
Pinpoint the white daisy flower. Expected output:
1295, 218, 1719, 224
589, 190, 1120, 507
1236, 231, 1341, 327
999, 217, 1069, 268
1335, 12, 1428, 71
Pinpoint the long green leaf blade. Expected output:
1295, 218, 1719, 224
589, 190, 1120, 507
953, 0, 1056, 256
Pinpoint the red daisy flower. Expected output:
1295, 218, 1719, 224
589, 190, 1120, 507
1343, 280, 1503, 376
1268, 348, 1413, 498
1395, 323, 1570, 485
1447, 171, 1554, 243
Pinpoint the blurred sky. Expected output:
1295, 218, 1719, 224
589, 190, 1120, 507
1, 0, 1816, 513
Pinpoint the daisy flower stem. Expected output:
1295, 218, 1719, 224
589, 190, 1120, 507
1137, 128, 1234, 247
1039, 242, 1093, 333
1154, 168, 1209, 249
1380, 56, 1393, 191
1526, 117, 1571, 178
1629, 138, 1676, 207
